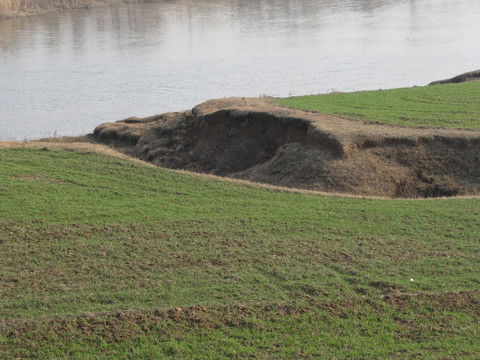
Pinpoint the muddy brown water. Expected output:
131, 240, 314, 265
1, 0, 480, 140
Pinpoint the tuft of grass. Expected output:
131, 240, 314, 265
277, 82, 480, 129
1, 147, 479, 358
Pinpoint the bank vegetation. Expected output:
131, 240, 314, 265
0, 0, 135, 17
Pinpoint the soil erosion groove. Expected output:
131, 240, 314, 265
91, 97, 480, 198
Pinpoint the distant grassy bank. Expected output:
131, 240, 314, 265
1, 147, 479, 358
0, 0, 136, 18
277, 82, 480, 129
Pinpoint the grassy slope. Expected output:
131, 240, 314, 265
1, 148, 479, 358
277, 82, 480, 129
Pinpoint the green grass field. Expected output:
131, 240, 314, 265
277, 82, 480, 129
1, 147, 479, 358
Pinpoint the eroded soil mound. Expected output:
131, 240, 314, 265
92, 97, 480, 198
429, 69, 480, 85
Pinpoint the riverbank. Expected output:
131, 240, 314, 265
0, 0, 137, 18
86, 82, 480, 199
429, 69, 480, 85
1, 78, 479, 357
2, 82, 479, 198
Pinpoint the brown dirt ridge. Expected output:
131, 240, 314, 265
429, 69, 480, 85
89, 97, 480, 198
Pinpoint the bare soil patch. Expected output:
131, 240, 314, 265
87, 97, 479, 198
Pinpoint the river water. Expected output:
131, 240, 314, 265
1, 0, 479, 140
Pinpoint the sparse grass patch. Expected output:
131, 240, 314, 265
277, 82, 480, 129
1, 148, 479, 357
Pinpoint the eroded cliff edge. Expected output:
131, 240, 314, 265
429, 69, 480, 85
92, 97, 480, 198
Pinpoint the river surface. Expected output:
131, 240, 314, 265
1, 0, 480, 140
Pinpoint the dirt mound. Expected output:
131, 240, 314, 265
429, 69, 480, 85
92, 97, 480, 198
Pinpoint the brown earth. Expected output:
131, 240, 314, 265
429, 69, 480, 85
87, 97, 480, 198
